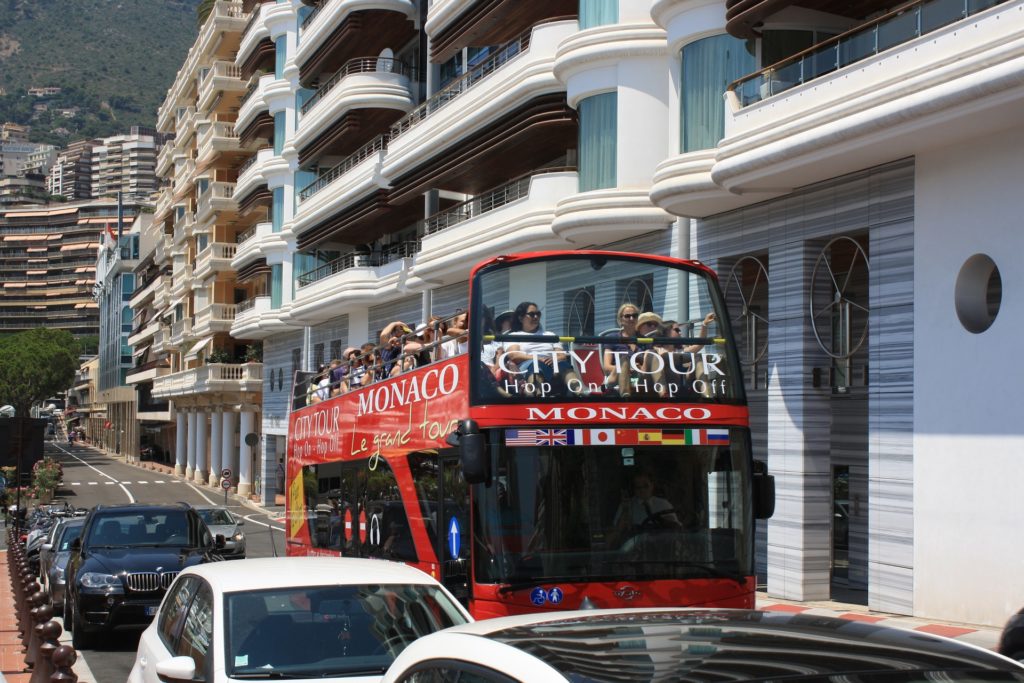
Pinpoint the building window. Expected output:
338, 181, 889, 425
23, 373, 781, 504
681, 34, 756, 153
271, 264, 283, 309
274, 112, 286, 154
272, 187, 284, 232
274, 38, 286, 79
578, 92, 617, 192
579, 0, 618, 29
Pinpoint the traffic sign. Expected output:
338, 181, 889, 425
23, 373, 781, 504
221, 478, 232, 490
221, 468, 231, 480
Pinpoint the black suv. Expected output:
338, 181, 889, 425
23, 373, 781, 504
64, 503, 220, 649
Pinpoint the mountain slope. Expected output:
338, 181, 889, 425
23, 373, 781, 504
0, 0, 203, 144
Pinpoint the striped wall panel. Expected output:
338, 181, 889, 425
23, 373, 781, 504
695, 159, 915, 613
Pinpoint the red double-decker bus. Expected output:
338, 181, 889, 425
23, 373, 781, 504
285, 251, 774, 618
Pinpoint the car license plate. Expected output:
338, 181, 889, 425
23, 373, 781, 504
145, 606, 158, 617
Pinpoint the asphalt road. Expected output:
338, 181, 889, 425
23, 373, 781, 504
41, 440, 286, 683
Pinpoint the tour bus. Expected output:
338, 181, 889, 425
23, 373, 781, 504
286, 251, 774, 618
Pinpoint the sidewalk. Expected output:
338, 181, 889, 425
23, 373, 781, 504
0, 553, 31, 683
757, 590, 1003, 652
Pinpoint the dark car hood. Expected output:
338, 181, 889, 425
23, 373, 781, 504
81, 546, 209, 574
491, 610, 1024, 680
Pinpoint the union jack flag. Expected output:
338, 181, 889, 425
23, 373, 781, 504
535, 429, 569, 446
505, 429, 574, 446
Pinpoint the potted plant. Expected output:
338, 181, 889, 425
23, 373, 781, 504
244, 342, 263, 363
208, 348, 233, 364
30, 457, 62, 504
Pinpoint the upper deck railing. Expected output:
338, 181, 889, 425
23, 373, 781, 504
728, 0, 1009, 106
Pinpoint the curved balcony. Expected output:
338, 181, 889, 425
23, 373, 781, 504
193, 243, 238, 281
193, 302, 237, 337
198, 61, 247, 114
293, 134, 389, 236
297, 0, 416, 72
650, 150, 776, 219
651, 0, 728, 53
232, 221, 275, 269
551, 187, 675, 245
709, 0, 1022, 199
290, 241, 419, 322
237, 73, 275, 132
294, 58, 416, 160
235, 146, 276, 201
383, 20, 574, 181
231, 295, 294, 339
238, 1, 293, 69
196, 182, 236, 225
409, 169, 575, 285
156, 143, 174, 177
426, 0, 577, 63
553, 22, 667, 104
197, 121, 241, 164
151, 362, 263, 400
424, 0, 474, 39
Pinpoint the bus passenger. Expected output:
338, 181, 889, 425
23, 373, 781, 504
603, 303, 640, 396
483, 309, 515, 377
441, 310, 468, 358
378, 322, 411, 378
504, 301, 582, 396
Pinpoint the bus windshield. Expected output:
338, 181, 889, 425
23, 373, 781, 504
472, 253, 743, 404
473, 430, 753, 587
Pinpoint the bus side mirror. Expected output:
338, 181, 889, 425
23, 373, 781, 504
752, 460, 775, 519
446, 419, 490, 485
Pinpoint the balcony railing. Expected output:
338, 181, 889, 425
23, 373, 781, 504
423, 172, 546, 236
239, 79, 260, 107
389, 28, 531, 140
300, 1, 325, 31
236, 224, 258, 244
297, 239, 421, 287
298, 134, 387, 201
301, 58, 415, 115
152, 362, 263, 398
729, 0, 1009, 107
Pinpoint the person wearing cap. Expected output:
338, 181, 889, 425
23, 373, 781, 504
403, 316, 443, 370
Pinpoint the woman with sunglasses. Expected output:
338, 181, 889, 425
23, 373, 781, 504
503, 301, 582, 395
603, 303, 641, 395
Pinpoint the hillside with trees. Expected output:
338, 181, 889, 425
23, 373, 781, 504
0, 0, 203, 144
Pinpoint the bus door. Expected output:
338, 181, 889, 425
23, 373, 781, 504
437, 451, 471, 603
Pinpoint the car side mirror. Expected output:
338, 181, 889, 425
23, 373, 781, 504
446, 419, 489, 485
42, 543, 53, 552
214, 534, 226, 549
155, 656, 197, 683
236, 520, 245, 527
752, 460, 776, 520
71, 537, 81, 551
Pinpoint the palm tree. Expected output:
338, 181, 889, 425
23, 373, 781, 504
197, 0, 216, 28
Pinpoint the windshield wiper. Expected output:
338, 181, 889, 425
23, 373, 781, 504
230, 673, 309, 679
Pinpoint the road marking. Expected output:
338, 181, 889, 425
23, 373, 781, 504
137, 480, 148, 484
154, 480, 165, 483
52, 443, 135, 503
104, 482, 114, 485
88, 482, 98, 485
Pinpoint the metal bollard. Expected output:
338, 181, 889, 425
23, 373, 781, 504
50, 644, 77, 683
25, 598, 51, 670
30, 616, 61, 683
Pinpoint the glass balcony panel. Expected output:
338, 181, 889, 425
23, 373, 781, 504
969, 0, 999, 11
837, 31, 875, 68
877, 9, 920, 53
921, 0, 966, 32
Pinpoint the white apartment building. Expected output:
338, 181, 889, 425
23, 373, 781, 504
143, 0, 1024, 627
91, 129, 163, 201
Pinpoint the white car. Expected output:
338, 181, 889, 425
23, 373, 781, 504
129, 557, 471, 683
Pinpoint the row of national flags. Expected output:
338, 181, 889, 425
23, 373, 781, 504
504, 428, 730, 447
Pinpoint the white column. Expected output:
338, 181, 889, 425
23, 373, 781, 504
237, 410, 255, 497
174, 410, 187, 476
194, 411, 208, 485
186, 411, 197, 479
209, 411, 223, 486
221, 411, 237, 490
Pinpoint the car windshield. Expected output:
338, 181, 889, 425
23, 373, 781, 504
86, 511, 211, 548
197, 508, 234, 526
225, 584, 468, 678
